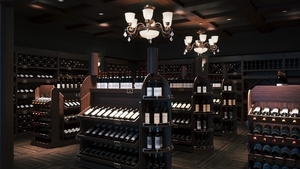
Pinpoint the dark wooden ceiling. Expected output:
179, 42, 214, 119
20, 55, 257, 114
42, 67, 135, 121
4, 0, 300, 44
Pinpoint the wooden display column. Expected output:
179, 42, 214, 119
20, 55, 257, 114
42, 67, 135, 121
0, 3, 14, 169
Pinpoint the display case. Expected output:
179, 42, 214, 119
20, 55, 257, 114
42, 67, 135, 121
139, 73, 173, 169
247, 85, 300, 169
191, 77, 214, 153
31, 85, 62, 148
76, 76, 140, 169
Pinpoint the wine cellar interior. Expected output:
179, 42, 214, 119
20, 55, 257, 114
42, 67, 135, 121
1, 1, 300, 169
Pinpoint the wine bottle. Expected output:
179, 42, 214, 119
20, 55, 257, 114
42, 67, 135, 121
253, 162, 262, 169
129, 132, 139, 143
162, 103, 168, 123
146, 77, 153, 96
253, 124, 262, 134
154, 107, 160, 124
262, 163, 271, 169
85, 125, 97, 136
202, 98, 207, 112
271, 145, 280, 157
262, 125, 271, 135
153, 75, 162, 97
253, 143, 262, 154
253, 106, 261, 115
291, 108, 299, 117
154, 128, 162, 149
280, 126, 290, 137
195, 99, 200, 112
262, 107, 271, 116
197, 115, 201, 130
147, 128, 153, 149
146, 154, 153, 169
272, 165, 280, 169
291, 147, 300, 160
229, 107, 233, 119
271, 126, 280, 136
291, 127, 300, 138
280, 107, 289, 117
145, 104, 150, 124
223, 108, 228, 119
271, 107, 280, 116
203, 116, 207, 130
262, 144, 271, 155
281, 146, 290, 158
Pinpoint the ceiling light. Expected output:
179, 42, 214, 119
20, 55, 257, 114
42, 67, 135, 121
58, 0, 64, 2
282, 10, 287, 13
123, 5, 174, 43
183, 22, 220, 56
227, 18, 232, 21
99, 12, 104, 16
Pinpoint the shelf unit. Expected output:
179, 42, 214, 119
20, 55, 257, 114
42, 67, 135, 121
139, 73, 172, 169
247, 85, 300, 169
76, 76, 141, 169
31, 85, 62, 148
171, 88, 193, 153
221, 78, 238, 134
14, 46, 89, 138
192, 77, 214, 153
58, 88, 81, 144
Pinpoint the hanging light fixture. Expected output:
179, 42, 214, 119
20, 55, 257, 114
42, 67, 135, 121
183, 23, 220, 55
123, 5, 174, 43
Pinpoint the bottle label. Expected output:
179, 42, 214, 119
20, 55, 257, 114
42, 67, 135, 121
154, 87, 162, 97
223, 86, 228, 91
202, 104, 206, 112
202, 86, 207, 93
228, 99, 232, 106
197, 121, 201, 130
228, 85, 232, 91
146, 87, 152, 96
162, 113, 168, 123
154, 113, 160, 124
197, 86, 202, 93
195, 104, 199, 112
66, 83, 69, 88
61, 84, 65, 88
232, 99, 236, 105
155, 136, 161, 149
57, 84, 61, 89
147, 136, 152, 149
206, 104, 210, 112
145, 113, 150, 124
223, 99, 227, 105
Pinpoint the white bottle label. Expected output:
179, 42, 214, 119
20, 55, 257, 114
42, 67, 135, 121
203, 86, 207, 93
228, 85, 232, 91
224, 85, 228, 91
61, 84, 65, 88
202, 104, 206, 112
203, 120, 207, 129
147, 136, 152, 149
197, 121, 201, 130
197, 86, 202, 93
223, 99, 227, 105
195, 104, 200, 112
206, 104, 210, 112
57, 84, 61, 89
155, 136, 161, 149
145, 113, 150, 124
232, 99, 236, 105
162, 113, 168, 123
154, 113, 160, 124
154, 87, 162, 97
146, 87, 152, 96
66, 83, 69, 88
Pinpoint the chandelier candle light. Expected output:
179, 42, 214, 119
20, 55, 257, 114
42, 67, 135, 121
123, 5, 174, 43
183, 23, 220, 55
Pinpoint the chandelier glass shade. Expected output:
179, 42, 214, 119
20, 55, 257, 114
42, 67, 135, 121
183, 25, 220, 55
123, 5, 174, 43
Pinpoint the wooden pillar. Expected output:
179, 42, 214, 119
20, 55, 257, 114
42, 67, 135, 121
0, 3, 14, 169
147, 47, 158, 74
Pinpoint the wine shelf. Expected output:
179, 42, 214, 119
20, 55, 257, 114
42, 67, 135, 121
247, 85, 300, 169
76, 75, 141, 169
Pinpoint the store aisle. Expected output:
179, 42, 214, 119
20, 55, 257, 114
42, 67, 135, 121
14, 122, 248, 169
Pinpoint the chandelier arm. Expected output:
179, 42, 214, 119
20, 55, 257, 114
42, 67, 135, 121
154, 22, 172, 37
185, 42, 197, 53
126, 22, 146, 38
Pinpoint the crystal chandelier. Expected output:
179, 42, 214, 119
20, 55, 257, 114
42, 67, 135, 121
123, 5, 174, 43
183, 23, 220, 55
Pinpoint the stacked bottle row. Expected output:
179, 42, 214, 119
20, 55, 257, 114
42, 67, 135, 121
17, 54, 58, 68
57, 76, 84, 89
195, 132, 213, 149
252, 106, 299, 117
84, 124, 139, 143
59, 58, 89, 69
166, 74, 194, 88
252, 143, 300, 159
107, 63, 128, 72
171, 102, 192, 111
253, 124, 300, 138
96, 71, 135, 89
17, 73, 54, 79
17, 113, 35, 133
64, 99, 80, 108
253, 162, 298, 169
79, 142, 138, 167
17, 104, 34, 109
285, 58, 300, 69
243, 59, 282, 70
83, 106, 139, 121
